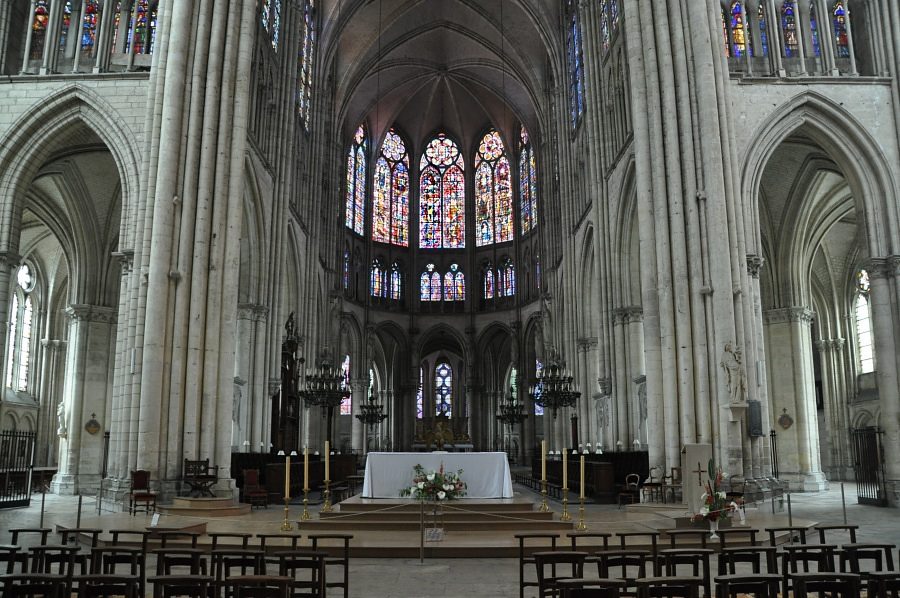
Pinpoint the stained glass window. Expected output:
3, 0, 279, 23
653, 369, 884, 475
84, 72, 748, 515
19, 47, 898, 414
759, 5, 769, 57
342, 250, 350, 290
373, 129, 410, 246
499, 258, 516, 297
722, 9, 730, 57
435, 361, 452, 417
856, 270, 874, 374
474, 130, 513, 246
59, 1, 73, 51
297, 0, 316, 130
420, 264, 442, 302
6, 265, 35, 392
833, 2, 849, 58
419, 134, 465, 249
533, 359, 545, 416
261, 0, 271, 30
566, 0, 585, 127
125, 0, 156, 55
272, 0, 282, 50
810, 3, 821, 57
782, 2, 799, 57
610, 0, 619, 31
371, 260, 386, 298
390, 262, 402, 300
731, 2, 748, 57
484, 265, 495, 300
340, 354, 352, 415
520, 126, 537, 234
443, 264, 465, 301
535, 255, 542, 290
345, 125, 366, 235
600, 0, 610, 52
30, 1, 51, 60
416, 366, 424, 419
78, 1, 100, 57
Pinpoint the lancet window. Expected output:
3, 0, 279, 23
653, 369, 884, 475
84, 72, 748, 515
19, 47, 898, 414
6, 265, 36, 393
435, 361, 453, 417
419, 134, 465, 249
340, 354, 352, 414
390, 262, 402, 301
443, 264, 465, 301
483, 265, 495, 300
475, 130, 513, 247
855, 270, 874, 374
520, 126, 537, 234
566, 0, 585, 127
499, 259, 516, 297
833, 2, 849, 57
420, 264, 442, 302
782, 2, 799, 57
297, 0, 316, 129
345, 125, 367, 235
371, 260, 387, 298
533, 359, 545, 416
373, 129, 410, 246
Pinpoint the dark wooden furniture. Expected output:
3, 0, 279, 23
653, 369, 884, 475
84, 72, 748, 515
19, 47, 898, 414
147, 574, 213, 598
568, 532, 611, 551
272, 550, 327, 598
515, 533, 560, 598
557, 577, 628, 598
152, 548, 207, 576
89, 546, 147, 598
242, 469, 269, 508
75, 574, 140, 598
210, 533, 253, 549
256, 534, 303, 551
714, 573, 781, 598
308, 534, 352, 598
717, 546, 779, 576
182, 458, 218, 497
212, 549, 267, 598
791, 572, 860, 597
0, 573, 67, 598
765, 526, 808, 546
128, 470, 157, 515
840, 543, 896, 574
532, 551, 588, 598
658, 549, 713, 598
618, 474, 641, 507
9, 528, 51, 545
634, 576, 702, 598
225, 575, 293, 598
814, 524, 858, 544
867, 571, 900, 598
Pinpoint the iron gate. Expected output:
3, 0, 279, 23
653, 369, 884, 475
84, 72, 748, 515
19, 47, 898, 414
0, 430, 36, 509
851, 426, 887, 507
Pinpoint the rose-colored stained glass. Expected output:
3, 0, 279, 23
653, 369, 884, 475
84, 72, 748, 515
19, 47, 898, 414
390, 263, 402, 300
345, 125, 366, 234
475, 130, 513, 246
520, 127, 538, 234
476, 161, 494, 245
373, 129, 409, 246
371, 260, 386, 298
484, 267, 495, 299
373, 158, 391, 242
419, 134, 465, 249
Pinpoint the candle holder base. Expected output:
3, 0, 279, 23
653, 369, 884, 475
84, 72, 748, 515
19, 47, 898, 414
560, 489, 572, 522
321, 481, 333, 513
575, 498, 587, 531
280, 498, 293, 531
301, 491, 311, 521
538, 483, 550, 513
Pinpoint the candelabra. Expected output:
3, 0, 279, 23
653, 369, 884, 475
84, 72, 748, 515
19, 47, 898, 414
496, 387, 528, 427
298, 359, 347, 444
355, 390, 387, 427
529, 359, 581, 418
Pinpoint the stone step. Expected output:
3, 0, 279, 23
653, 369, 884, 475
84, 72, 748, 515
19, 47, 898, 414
320, 509, 555, 522
170, 496, 237, 509
297, 518, 574, 532
158, 499, 251, 518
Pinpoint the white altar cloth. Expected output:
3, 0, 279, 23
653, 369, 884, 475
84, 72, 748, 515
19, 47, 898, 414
362, 452, 514, 499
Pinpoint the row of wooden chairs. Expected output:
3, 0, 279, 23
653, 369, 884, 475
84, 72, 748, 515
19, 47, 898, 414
1, 528, 352, 598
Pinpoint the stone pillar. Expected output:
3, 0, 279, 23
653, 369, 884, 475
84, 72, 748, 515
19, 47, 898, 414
51, 305, 117, 495
814, 0, 839, 75
766, 0, 787, 76
843, 0, 858, 75
37, 339, 66, 467
763, 307, 827, 490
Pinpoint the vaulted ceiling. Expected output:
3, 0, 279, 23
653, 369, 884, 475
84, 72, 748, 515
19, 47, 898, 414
320, 0, 561, 153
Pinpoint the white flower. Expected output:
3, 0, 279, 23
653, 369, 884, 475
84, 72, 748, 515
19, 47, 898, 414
700, 506, 710, 515
717, 491, 727, 499
417, 481, 425, 489
426, 473, 435, 482
411, 486, 419, 495
443, 484, 452, 491
437, 491, 446, 500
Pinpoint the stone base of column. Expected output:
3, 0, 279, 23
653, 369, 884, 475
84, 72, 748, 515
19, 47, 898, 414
50, 472, 102, 495
884, 479, 900, 507
779, 471, 829, 492
102, 476, 133, 504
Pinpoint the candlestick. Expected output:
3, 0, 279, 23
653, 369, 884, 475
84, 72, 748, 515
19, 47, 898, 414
303, 446, 309, 492
580, 455, 585, 499
322, 480, 333, 513
301, 488, 311, 521
575, 496, 587, 531
539, 480, 550, 513
281, 497, 292, 531
561, 487, 572, 521
541, 440, 547, 481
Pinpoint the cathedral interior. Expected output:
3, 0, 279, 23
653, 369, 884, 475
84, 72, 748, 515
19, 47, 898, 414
0, 0, 898, 507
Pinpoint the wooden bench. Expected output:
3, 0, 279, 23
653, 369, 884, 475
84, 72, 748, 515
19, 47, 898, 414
182, 459, 218, 497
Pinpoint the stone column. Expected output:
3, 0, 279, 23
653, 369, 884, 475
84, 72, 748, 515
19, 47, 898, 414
766, 0, 787, 76
763, 307, 827, 490
37, 339, 66, 467
51, 305, 117, 495
814, 0, 839, 75
19, 1, 37, 74
843, 0, 858, 75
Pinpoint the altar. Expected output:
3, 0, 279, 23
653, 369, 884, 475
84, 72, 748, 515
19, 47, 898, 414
362, 452, 514, 499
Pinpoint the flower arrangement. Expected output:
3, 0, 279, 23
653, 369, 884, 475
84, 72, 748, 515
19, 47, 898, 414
400, 463, 467, 501
692, 458, 738, 523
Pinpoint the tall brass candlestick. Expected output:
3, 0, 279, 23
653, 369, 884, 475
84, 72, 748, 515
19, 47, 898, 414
560, 448, 571, 521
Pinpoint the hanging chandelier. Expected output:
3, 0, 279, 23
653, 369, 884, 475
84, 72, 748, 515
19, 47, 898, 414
355, 390, 387, 427
496, 387, 527, 428
528, 359, 581, 418
298, 359, 347, 444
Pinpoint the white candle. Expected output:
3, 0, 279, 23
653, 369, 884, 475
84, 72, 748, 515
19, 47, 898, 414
541, 440, 547, 481
562, 447, 568, 490
284, 453, 291, 500
303, 447, 309, 491
324, 441, 330, 481
580, 455, 585, 499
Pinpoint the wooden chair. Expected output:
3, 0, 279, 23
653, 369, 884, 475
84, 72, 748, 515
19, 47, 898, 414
182, 458, 218, 497
75, 574, 141, 598
867, 571, 900, 597
1, 544, 25, 574
840, 543, 896, 573
717, 546, 778, 576
660, 530, 708, 549
242, 469, 269, 509
780, 545, 837, 596
9, 528, 52, 545
714, 529, 758, 549
791, 572, 860, 597
618, 474, 641, 507
713, 573, 781, 598
814, 524, 858, 544
89, 546, 147, 598
57, 528, 102, 579
272, 550, 326, 598
212, 549, 267, 598
152, 548, 207, 576
0, 573, 67, 598
515, 533, 560, 598
147, 574, 213, 598
308, 533, 353, 598
157, 531, 201, 549
657, 549, 712, 598
533, 551, 588, 598
642, 467, 664, 504
128, 469, 157, 515
634, 576, 702, 598
595, 550, 653, 596
765, 526, 807, 546
109, 530, 150, 553
27, 545, 81, 596
557, 577, 627, 598
225, 575, 293, 598
257, 534, 303, 552
663, 468, 682, 504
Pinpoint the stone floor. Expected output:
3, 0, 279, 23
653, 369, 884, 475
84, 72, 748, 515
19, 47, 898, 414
1, 482, 898, 597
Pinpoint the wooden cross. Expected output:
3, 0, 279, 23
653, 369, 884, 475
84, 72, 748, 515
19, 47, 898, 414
692, 462, 706, 485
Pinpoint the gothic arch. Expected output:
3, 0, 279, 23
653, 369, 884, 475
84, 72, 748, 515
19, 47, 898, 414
417, 323, 469, 365
239, 159, 268, 305
741, 91, 900, 259
0, 85, 141, 253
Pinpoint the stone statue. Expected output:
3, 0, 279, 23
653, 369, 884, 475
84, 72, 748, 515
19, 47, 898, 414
57, 402, 67, 438
720, 342, 748, 404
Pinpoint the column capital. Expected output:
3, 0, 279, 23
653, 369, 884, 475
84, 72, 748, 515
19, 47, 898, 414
65, 304, 117, 324
0, 251, 22, 268
763, 306, 815, 324
111, 249, 135, 273
865, 256, 900, 279
237, 303, 270, 321
814, 339, 829, 352
746, 254, 765, 278
268, 378, 281, 396
612, 306, 643, 324
576, 337, 598, 351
